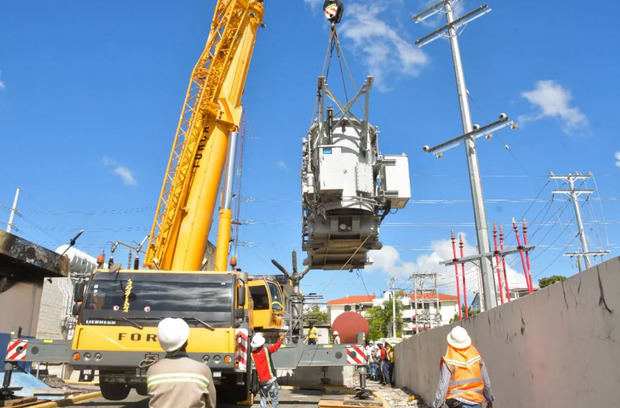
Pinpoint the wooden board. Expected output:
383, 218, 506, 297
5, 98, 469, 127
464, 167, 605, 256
319, 397, 383, 408
0, 397, 39, 407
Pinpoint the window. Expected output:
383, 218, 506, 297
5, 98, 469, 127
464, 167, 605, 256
250, 285, 270, 310
268, 283, 283, 311
344, 305, 351, 312
81, 273, 234, 327
84, 279, 232, 315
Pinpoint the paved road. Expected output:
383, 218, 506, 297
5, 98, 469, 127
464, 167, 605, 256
72, 387, 326, 408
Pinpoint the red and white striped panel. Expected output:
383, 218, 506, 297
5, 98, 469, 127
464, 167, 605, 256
234, 329, 248, 372
346, 345, 367, 365
324, 5, 338, 20
5, 339, 28, 361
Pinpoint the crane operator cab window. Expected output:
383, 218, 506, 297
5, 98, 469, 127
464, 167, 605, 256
250, 285, 270, 310
268, 282, 283, 311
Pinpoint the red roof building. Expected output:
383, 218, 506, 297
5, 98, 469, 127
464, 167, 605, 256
326, 291, 460, 336
408, 292, 459, 302
326, 295, 376, 305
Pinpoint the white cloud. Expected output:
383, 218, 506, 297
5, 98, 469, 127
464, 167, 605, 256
367, 245, 416, 278
519, 80, 588, 134
418, 0, 465, 27
304, 0, 323, 9
339, 3, 428, 91
113, 166, 137, 185
615, 152, 620, 168
102, 156, 137, 186
0, 70, 5, 90
368, 235, 528, 300
276, 160, 287, 169
452, 1, 466, 18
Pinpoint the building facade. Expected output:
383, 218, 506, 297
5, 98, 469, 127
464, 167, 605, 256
326, 291, 459, 337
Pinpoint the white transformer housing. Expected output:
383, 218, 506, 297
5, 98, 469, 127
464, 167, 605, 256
301, 76, 411, 270
383, 154, 411, 210
55, 245, 97, 280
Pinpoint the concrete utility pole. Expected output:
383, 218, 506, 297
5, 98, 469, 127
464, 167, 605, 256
414, 1, 517, 311
390, 277, 397, 338
549, 172, 610, 271
6, 187, 20, 233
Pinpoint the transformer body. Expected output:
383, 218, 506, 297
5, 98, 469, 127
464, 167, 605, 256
301, 76, 411, 270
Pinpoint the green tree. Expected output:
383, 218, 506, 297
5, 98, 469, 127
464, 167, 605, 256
449, 305, 480, 323
367, 298, 404, 340
539, 275, 566, 288
304, 305, 329, 325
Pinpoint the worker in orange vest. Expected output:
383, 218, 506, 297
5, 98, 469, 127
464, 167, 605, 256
432, 326, 495, 408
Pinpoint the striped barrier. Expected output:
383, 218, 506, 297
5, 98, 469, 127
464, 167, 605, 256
235, 328, 249, 372
5, 339, 28, 361
346, 345, 367, 365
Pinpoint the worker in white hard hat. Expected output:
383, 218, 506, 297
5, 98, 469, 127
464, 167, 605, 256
146, 318, 216, 408
332, 330, 341, 344
251, 332, 285, 408
432, 326, 495, 408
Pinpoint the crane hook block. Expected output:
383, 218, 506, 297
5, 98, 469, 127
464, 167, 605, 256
323, 0, 344, 24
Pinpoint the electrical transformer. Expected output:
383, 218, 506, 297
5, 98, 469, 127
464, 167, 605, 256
301, 76, 411, 270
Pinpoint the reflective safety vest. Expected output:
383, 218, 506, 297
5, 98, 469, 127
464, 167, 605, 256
307, 327, 318, 339
251, 338, 282, 384
146, 355, 216, 408
387, 347, 394, 363
442, 345, 485, 404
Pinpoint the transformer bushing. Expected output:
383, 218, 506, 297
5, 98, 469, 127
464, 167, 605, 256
301, 76, 411, 270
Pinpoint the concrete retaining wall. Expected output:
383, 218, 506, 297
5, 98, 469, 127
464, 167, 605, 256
0, 280, 43, 337
395, 257, 620, 408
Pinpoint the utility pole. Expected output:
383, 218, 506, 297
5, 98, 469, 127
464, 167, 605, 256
413, 275, 418, 334
6, 187, 20, 233
413, 1, 517, 311
390, 277, 397, 338
434, 272, 440, 326
549, 172, 610, 271
412, 272, 438, 333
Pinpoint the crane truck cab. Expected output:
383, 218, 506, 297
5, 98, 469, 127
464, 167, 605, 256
248, 278, 285, 333
71, 268, 252, 401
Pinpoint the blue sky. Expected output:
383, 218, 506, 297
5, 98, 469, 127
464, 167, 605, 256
1, 0, 619, 305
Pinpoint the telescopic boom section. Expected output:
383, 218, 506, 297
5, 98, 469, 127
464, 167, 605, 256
145, 0, 264, 271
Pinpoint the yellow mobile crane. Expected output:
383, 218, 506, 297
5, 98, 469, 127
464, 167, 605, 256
67, 0, 284, 401
4, 2, 375, 402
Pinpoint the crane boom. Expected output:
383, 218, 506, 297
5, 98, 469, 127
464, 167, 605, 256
145, 0, 264, 271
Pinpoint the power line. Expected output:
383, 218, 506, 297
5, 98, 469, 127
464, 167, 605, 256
356, 269, 372, 297
591, 173, 611, 248
533, 235, 579, 279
